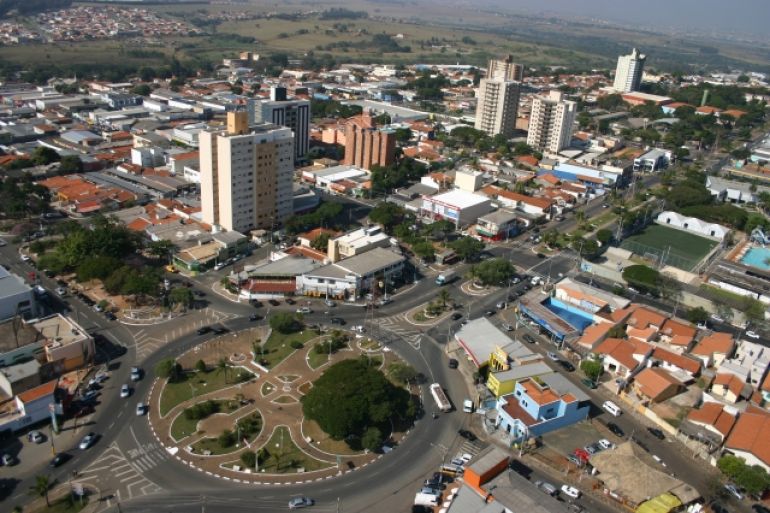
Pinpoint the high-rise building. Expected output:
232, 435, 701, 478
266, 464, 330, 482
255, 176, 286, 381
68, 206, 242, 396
526, 90, 577, 154
343, 111, 396, 170
474, 78, 520, 138
487, 55, 524, 81
200, 111, 294, 233
247, 86, 310, 163
613, 48, 646, 93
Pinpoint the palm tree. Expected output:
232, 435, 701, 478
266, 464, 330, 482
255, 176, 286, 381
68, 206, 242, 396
575, 210, 586, 224
437, 289, 451, 309
29, 474, 51, 507
216, 357, 229, 384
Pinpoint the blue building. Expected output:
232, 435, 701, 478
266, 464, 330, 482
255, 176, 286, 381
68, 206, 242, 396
496, 374, 590, 443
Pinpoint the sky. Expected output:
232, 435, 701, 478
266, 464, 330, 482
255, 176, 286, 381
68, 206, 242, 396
483, 0, 770, 38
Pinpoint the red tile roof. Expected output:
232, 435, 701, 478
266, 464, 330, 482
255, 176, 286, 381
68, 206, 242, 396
634, 367, 681, 401
691, 332, 735, 357
481, 186, 554, 211
714, 372, 746, 398
725, 412, 770, 467
627, 305, 667, 330
17, 379, 57, 404
501, 394, 538, 426
651, 347, 702, 374
686, 402, 736, 437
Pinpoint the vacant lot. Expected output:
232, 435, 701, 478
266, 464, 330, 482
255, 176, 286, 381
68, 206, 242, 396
621, 224, 718, 271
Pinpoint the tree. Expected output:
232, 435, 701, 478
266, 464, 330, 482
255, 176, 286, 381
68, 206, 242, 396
596, 229, 613, 245
76, 256, 121, 282
470, 258, 515, 286
155, 358, 183, 382
717, 455, 770, 495
218, 429, 236, 448
147, 239, 174, 260
368, 202, 405, 233
194, 359, 207, 373
412, 241, 435, 262
31, 146, 60, 166
301, 359, 413, 441
131, 84, 151, 96
269, 312, 301, 334
58, 155, 83, 173
622, 264, 660, 295
580, 359, 602, 382
216, 357, 229, 384
240, 450, 257, 468
449, 236, 485, 262
686, 306, 709, 325
310, 233, 331, 251
361, 426, 384, 452
29, 474, 51, 507
169, 287, 194, 308
387, 362, 418, 384
437, 288, 451, 309
742, 296, 766, 328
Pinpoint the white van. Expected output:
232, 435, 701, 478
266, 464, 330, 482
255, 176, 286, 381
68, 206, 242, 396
602, 400, 622, 417
414, 492, 440, 507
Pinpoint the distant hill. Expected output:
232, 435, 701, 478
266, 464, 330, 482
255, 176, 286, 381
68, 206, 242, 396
0, 0, 72, 17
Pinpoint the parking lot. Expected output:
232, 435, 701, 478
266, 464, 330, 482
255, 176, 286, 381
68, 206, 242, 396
540, 420, 607, 457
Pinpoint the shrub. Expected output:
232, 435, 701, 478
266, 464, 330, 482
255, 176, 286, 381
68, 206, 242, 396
218, 429, 236, 448
194, 359, 207, 373
290, 340, 304, 349
155, 358, 183, 382
240, 450, 257, 468
184, 400, 220, 421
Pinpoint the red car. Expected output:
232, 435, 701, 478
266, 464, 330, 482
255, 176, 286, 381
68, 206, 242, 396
573, 448, 591, 463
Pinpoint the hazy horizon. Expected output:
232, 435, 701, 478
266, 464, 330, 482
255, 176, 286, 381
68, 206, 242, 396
479, 0, 770, 39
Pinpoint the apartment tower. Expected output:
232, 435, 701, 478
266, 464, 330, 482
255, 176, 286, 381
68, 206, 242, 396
526, 90, 577, 154
247, 86, 310, 163
487, 55, 524, 82
200, 111, 294, 233
613, 48, 646, 93
474, 78, 520, 138
343, 111, 396, 170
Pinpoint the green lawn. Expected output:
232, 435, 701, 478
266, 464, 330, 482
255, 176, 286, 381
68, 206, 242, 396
307, 345, 332, 370
189, 411, 263, 455
258, 329, 317, 369
257, 426, 335, 473
621, 224, 718, 271
160, 368, 252, 416
169, 399, 240, 441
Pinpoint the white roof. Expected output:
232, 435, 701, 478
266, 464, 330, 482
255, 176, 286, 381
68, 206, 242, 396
427, 189, 490, 209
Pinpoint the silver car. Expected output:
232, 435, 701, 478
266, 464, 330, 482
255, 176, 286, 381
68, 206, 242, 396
288, 496, 314, 509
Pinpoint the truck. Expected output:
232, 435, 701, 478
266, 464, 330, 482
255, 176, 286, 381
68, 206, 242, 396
435, 269, 457, 286
430, 383, 452, 412
414, 492, 440, 507
462, 398, 474, 413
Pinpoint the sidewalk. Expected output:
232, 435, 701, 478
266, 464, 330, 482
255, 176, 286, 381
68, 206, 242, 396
25, 482, 101, 513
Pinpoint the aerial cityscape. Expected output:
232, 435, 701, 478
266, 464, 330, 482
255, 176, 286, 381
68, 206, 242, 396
0, 1, 770, 513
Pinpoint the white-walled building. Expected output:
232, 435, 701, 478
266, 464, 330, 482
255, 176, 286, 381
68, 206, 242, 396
0, 267, 37, 321
613, 48, 646, 93
474, 78, 520, 138
247, 86, 310, 162
420, 189, 494, 227
656, 211, 729, 241
527, 90, 577, 154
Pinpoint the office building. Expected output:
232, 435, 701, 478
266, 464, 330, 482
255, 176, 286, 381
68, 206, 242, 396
342, 111, 396, 170
474, 78, 520, 137
526, 90, 577, 154
247, 86, 310, 163
200, 111, 294, 233
487, 55, 524, 81
613, 48, 646, 93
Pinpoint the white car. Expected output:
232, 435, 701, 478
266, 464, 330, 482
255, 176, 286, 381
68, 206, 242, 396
120, 384, 130, 398
56, 287, 67, 296
561, 485, 581, 499
597, 438, 614, 450
547, 352, 560, 361
136, 403, 147, 416
28, 430, 44, 444
710, 314, 724, 323
78, 432, 97, 450
324, 299, 336, 307
296, 307, 312, 314
746, 330, 760, 339
20, 254, 31, 262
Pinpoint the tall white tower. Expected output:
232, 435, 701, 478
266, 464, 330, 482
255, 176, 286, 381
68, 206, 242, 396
613, 48, 646, 93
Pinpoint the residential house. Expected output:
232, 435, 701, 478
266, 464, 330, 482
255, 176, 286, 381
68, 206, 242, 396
723, 409, 770, 472
495, 377, 590, 442
632, 367, 683, 403
719, 340, 770, 388
575, 321, 616, 353
0, 379, 60, 433
690, 332, 735, 368
481, 185, 555, 220
626, 305, 667, 342
712, 372, 749, 404
487, 361, 552, 398
681, 402, 736, 447
553, 277, 630, 314
475, 209, 521, 241
658, 318, 697, 351
593, 338, 653, 377
650, 347, 701, 381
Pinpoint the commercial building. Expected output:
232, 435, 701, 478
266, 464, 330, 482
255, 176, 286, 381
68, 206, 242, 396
526, 90, 577, 154
342, 112, 396, 170
475, 209, 521, 241
247, 86, 310, 162
613, 48, 646, 93
420, 189, 494, 227
487, 54, 524, 81
35, 314, 95, 373
0, 266, 37, 321
327, 225, 391, 263
474, 78, 520, 138
199, 112, 294, 233
633, 148, 671, 172
0, 379, 60, 434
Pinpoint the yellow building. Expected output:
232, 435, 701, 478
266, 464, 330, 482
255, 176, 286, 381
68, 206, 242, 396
487, 360, 553, 398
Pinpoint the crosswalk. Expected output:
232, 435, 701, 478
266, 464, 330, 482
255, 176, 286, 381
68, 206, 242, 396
78, 441, 165, 507
372, 313, 423, 349
132, 307, 238, 362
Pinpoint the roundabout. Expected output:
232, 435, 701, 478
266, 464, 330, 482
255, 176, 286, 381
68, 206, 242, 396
146, 323, 419, 485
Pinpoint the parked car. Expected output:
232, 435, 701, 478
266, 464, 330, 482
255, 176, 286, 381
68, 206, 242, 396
448, 358, 459, 369
285, 298, 296, 305
752, 504, 770, 513
451, 312, 463, 321
567, 454, 583, 467
559, 360, 575, 372
78, 432, 97, 450
324, 299, 336, 307
105, 311, 117, 321
81, 390, 99, 402
597, 439, 614, 450
120, 384, 131, 398
724, 484, 744, 501
522, 334, 536, 344
607, 422, 625, 438
496, 301, 506, 309
268, 299, 280, 306
28, 430, 44, 444
458, 429, 477, 441
509, 459, 532, 479
547, 352, 560, 361
580, 378, 597, 389
212, 326, 228, 335
561, 485, 581, 499
2, 453, 16, 466
330, 317, 346, 325
296, 307, 312, 314
583, 443, 601, 455
484, 310, 495, 316
288, 496, 314, 509
573, 448, 591, 463
197, 326, 212, 335
746, 330, 760, 339
501, 323, 513, 331
710, 314, 724, 323
647, 427, 666, 440
249, 313, 262, 322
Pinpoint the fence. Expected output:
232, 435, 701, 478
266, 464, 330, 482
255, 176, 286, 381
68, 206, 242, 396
619, 239, 702, 271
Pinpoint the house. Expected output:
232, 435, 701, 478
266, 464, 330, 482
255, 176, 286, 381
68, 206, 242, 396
632, 367, 683, 403
593, 337, 653, 377
650, 347, 701, 380
495, 376, 590, 442
706, 175, 770, 204
475, 209, 521, 241
481, 185, 555, 218
719, 340, 770, 388
626, 305, 667, 342
658, 318, 697, 350
327, 226, 391, 263
681, 402, 736, 446
487, 361, 552, 398
575, 322, 615, 352
0, 266, 38, 321
0, 360, 41, 397
690, 332, 735, 368
723, 409, 770, 472
297, 228, 340, 248
712, 372, 749, 404
656, 211, 729, 241
553, 277, 630, 314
